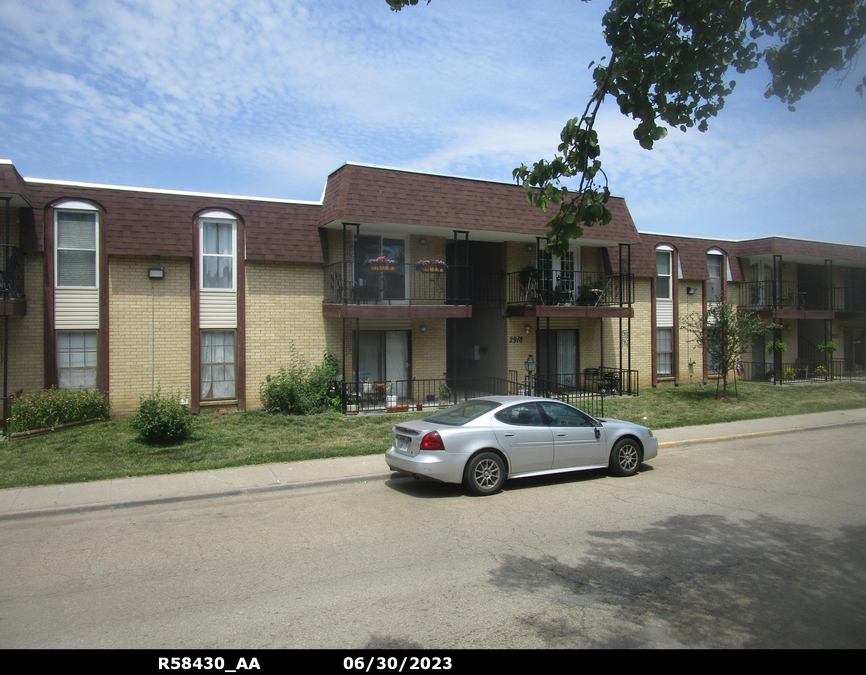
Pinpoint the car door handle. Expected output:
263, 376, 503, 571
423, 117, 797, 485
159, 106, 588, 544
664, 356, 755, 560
504, 433, 515, 437
556, 433, 567, 437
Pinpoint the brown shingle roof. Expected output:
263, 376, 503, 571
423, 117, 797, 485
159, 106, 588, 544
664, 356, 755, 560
23, 183, 323, 263
320, 163, 642, 244
736, 236, 866, 265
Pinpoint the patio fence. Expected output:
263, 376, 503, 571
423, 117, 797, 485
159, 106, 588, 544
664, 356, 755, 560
337, 369, 640, 417
737, 359, 866, 384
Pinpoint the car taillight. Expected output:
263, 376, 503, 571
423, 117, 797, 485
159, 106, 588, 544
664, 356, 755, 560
420, 431, 445, 450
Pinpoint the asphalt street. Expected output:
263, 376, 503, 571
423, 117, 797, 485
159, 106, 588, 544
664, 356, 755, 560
0, 409, 864, 649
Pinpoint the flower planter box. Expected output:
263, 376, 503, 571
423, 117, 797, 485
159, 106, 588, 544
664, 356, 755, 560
417, 266, 447, 274
386, 405, 410, 413
369, 264, 398, 272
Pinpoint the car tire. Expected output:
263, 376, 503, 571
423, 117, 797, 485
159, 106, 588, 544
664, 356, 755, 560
609, 438, 641, 477
464, 452, 506, 495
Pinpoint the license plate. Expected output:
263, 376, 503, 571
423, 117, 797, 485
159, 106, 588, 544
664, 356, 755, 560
397, 437, 410, 453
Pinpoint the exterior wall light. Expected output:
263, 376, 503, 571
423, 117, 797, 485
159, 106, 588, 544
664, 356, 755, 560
525, 353, 536, 396
524, 325, 531, 334
148, 267, 165, 279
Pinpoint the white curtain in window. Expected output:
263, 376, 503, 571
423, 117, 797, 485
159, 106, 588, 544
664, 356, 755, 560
202, 222, 234, 289
557, 330, 577, 386
201, 331, 236, 399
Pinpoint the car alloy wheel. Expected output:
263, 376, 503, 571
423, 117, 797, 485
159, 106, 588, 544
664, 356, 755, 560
464, 452, 505, 495
610, 438, 641, 477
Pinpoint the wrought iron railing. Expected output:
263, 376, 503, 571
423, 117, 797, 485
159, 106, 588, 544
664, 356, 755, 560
338, 369, 639, 417
737, 280, 845, 311
339, 376, 521, 414
323, 262, 472, 305
737, 359, 865, 384
506, 270, 634, 307
0, 245, 24, 300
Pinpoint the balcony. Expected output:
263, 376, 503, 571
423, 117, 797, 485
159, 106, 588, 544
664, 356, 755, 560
506, 269, 634, 318
322, 262, 473, 319
737, 280, 862, 315
1, 245, 25, 316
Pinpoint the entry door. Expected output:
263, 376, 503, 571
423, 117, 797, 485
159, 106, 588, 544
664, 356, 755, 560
538, 329, 580, 388
845, 328, 864, 373
358, 330, 410, 385
539, 243, 580, 303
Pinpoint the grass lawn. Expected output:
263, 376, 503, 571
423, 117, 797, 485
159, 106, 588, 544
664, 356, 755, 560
2, 380, 865, 490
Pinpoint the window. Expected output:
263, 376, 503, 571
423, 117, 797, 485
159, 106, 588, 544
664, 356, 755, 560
354, 234, 406, 302
707, 253, 723, 301
656, 250, 672, 300
56, 210, 97, 287
495, 403, 544, 426
57, 331, 97, 390
201, 331, 236, 399
538, 401, 593, 427
657, 328, 673, 376
201, 219, 236, 289
538, 242, 580, 303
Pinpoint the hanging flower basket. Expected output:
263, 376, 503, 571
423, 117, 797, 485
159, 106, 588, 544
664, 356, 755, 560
366, 256, 399, 272
416, 259, 448, 274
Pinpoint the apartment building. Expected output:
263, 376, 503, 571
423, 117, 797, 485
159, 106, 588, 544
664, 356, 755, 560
2, 159, 864, 420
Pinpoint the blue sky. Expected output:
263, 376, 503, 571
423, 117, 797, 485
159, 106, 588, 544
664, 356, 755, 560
2, 0, 864, 245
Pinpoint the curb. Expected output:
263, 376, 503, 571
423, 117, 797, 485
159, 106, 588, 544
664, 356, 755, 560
657, 419, 866, 449
3, 416, 865, 520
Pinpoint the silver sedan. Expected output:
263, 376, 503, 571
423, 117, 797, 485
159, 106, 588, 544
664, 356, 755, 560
386, 396, 658, 495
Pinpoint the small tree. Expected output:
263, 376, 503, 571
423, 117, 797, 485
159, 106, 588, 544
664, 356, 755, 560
682, 302, 775, 398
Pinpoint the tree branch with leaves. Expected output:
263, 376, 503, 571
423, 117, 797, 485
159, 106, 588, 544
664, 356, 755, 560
387, 0, 866, 256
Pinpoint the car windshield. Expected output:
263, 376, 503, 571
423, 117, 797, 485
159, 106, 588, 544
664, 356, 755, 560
423, 400, 500, 426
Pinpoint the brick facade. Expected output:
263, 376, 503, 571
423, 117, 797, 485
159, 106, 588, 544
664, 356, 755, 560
3, 160, 865, 423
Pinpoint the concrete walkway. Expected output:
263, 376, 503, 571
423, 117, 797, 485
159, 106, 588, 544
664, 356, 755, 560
2, 408, 865, 519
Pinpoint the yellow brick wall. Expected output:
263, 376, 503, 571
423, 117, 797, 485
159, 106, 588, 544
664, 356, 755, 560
4, 253, 45, 396
506, 317, 534, 379
410, 235, 446, 266
245, 261, 333, 409
411, 320, 447, 380
506, 240, 536, 273
108, 256, 192, 415
629, 278, 654, 385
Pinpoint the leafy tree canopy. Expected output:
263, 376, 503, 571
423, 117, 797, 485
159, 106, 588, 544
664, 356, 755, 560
387, 0, 866, 256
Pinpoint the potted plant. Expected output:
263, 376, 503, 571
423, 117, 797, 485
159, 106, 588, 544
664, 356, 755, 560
437, 382, 452, 406
415, 259, 448, 273
766, 340, 787, 355
366, 256, 399, 272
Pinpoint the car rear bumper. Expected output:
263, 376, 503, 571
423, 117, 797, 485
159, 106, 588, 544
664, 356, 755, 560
385, 447, 467, 484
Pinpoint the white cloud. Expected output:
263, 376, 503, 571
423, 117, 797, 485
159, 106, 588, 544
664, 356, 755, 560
0, 0, 863, 243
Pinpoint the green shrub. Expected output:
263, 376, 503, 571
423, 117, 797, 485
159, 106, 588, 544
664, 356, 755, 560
260, 347, 341, 415
131, 389, 194, 444
8, 387, 110, 434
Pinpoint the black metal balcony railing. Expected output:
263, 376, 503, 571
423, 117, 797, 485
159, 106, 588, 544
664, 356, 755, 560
506, 270, 634, 307
738, 280, 848, 311
0, 245, 24, 300
323, 263, 472, 305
